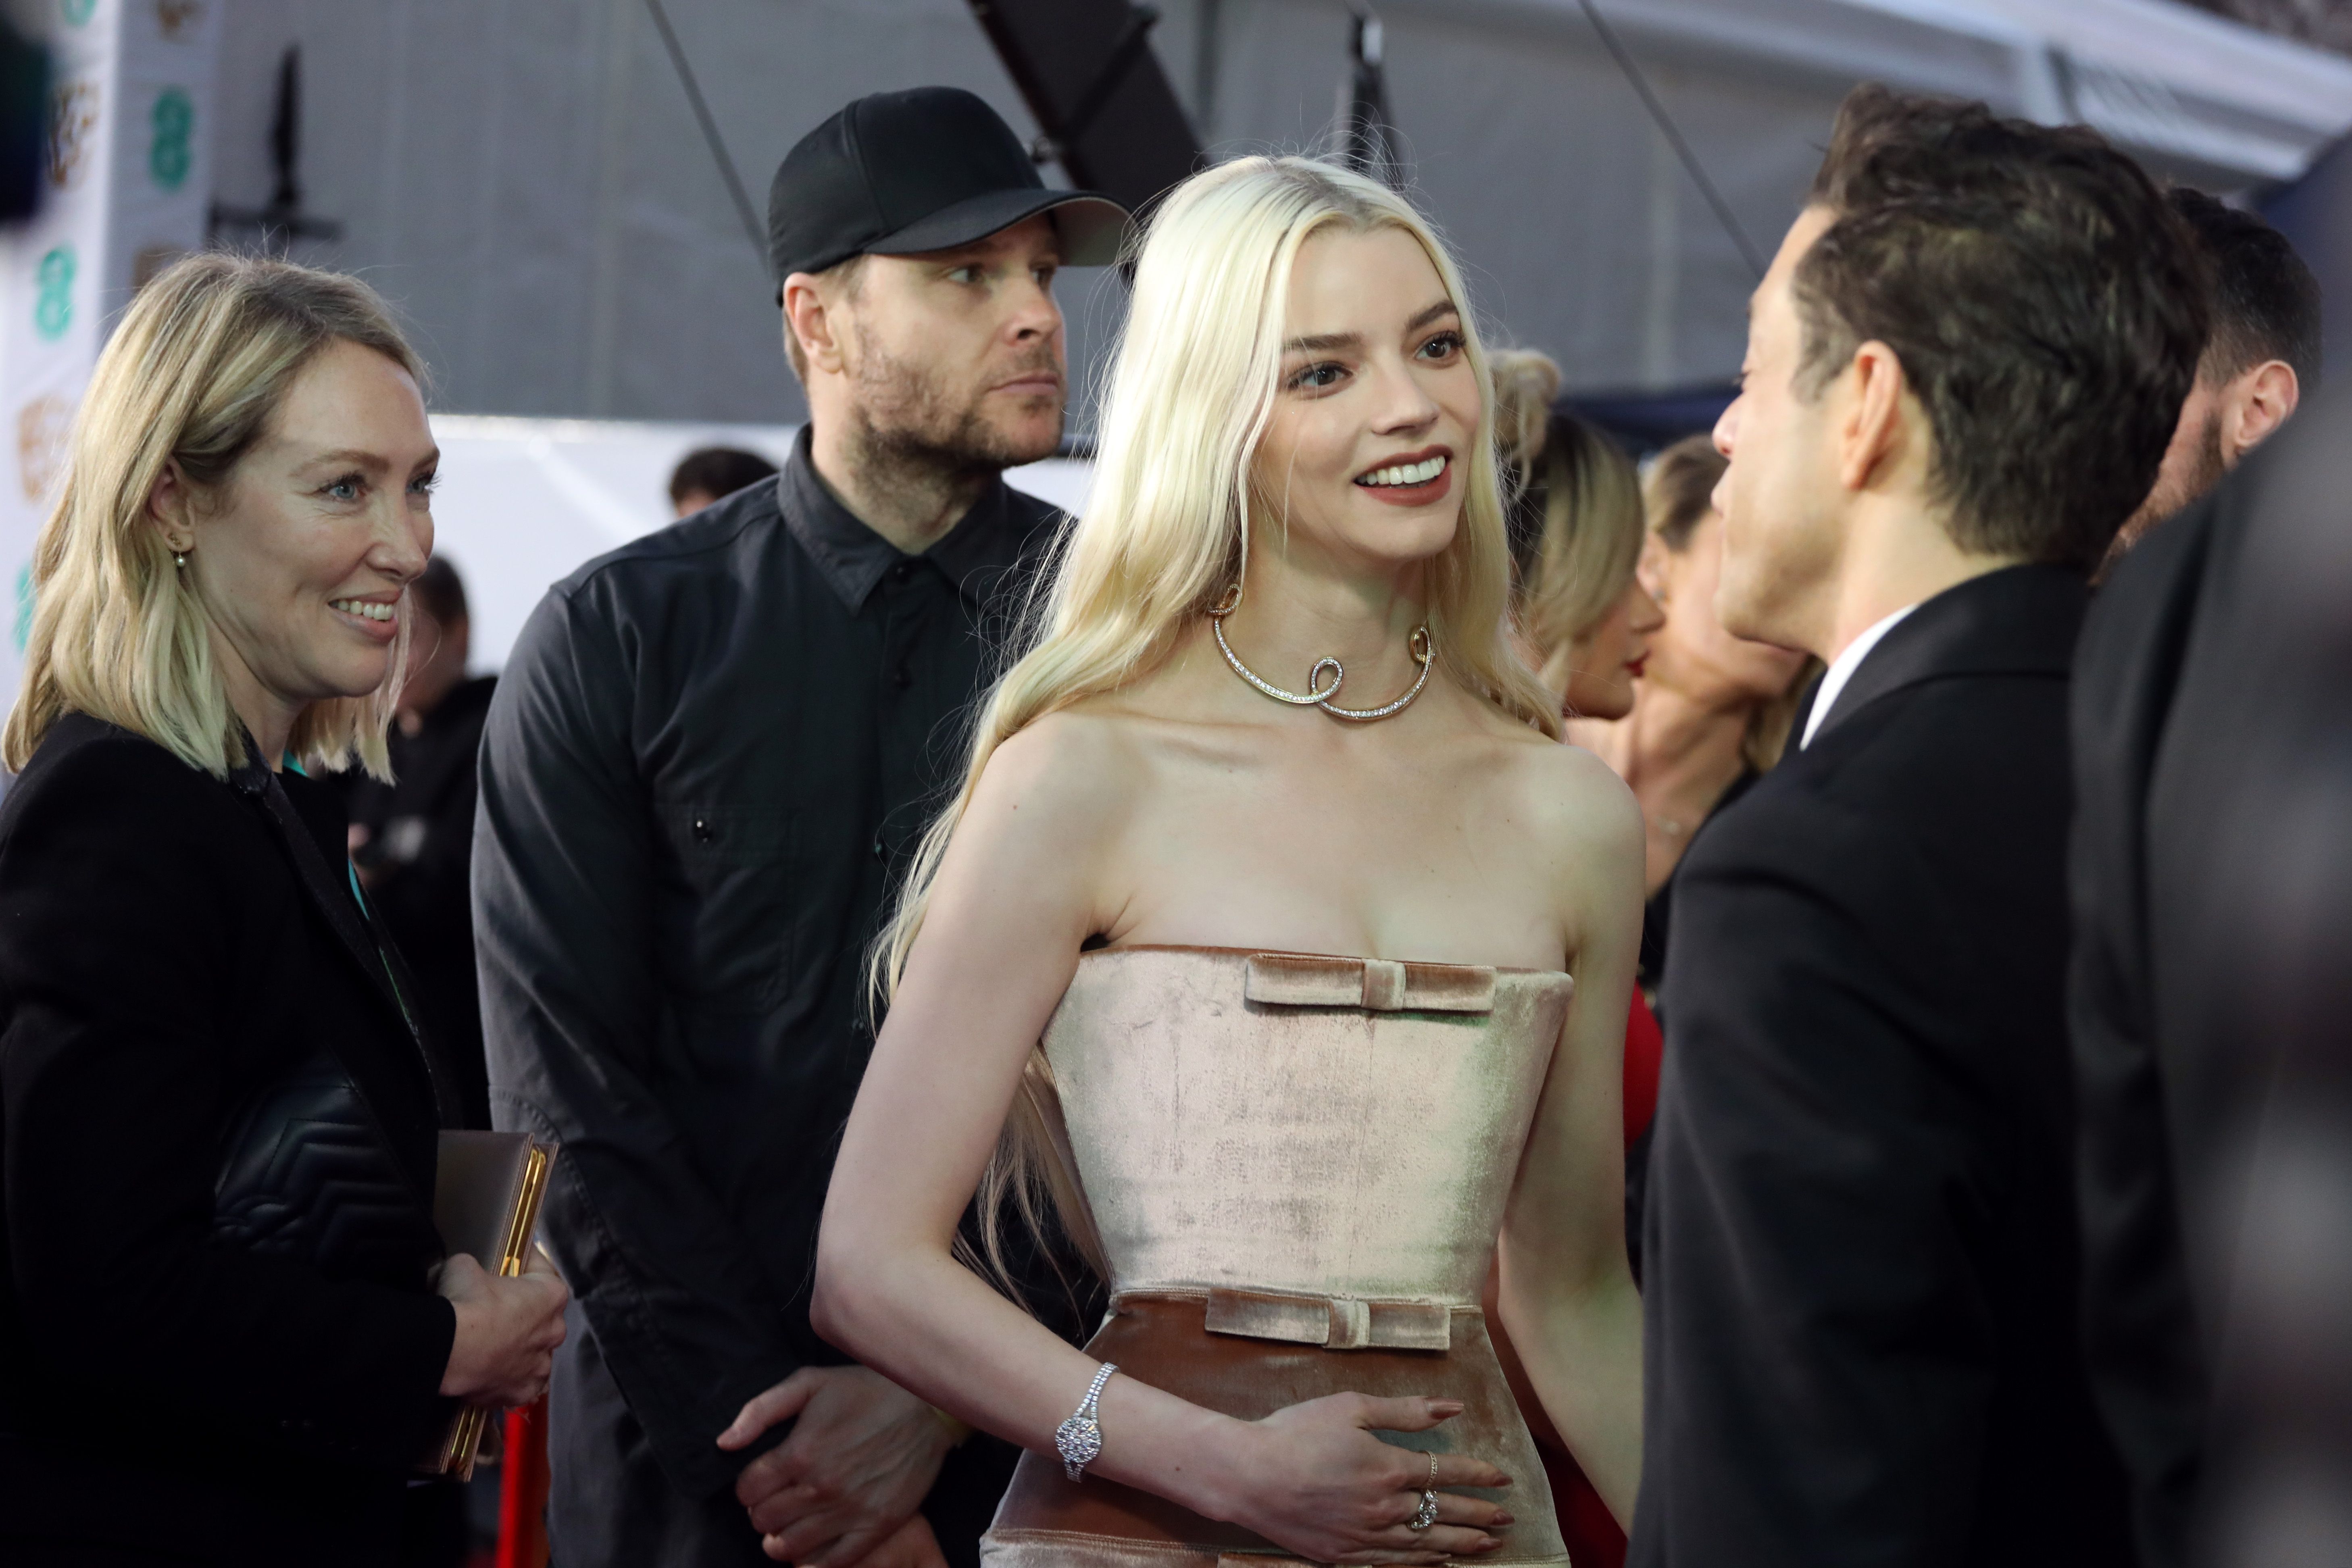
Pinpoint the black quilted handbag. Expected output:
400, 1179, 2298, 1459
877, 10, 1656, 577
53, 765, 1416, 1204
211, 1044, 442, 1284
208, 750, 455, 1285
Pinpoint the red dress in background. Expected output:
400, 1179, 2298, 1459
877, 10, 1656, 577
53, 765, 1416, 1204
1485, 989, 1662, 1568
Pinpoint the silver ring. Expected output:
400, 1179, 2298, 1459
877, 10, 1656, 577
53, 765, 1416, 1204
1408, 1453, 1440, 1531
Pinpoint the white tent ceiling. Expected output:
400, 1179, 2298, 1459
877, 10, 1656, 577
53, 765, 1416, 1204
208, 0, 2352, 426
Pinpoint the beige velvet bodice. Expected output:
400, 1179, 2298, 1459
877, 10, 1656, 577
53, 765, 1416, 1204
1041, 945, 1576, 1311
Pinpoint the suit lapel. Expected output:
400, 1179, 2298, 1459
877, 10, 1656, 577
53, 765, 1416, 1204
1809, 565, 2089, 748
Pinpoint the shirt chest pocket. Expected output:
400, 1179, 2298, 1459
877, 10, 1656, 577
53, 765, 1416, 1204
654, 804, 796, 1014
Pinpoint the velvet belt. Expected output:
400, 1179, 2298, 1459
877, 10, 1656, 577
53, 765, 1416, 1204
981, 1291, 1567, 1567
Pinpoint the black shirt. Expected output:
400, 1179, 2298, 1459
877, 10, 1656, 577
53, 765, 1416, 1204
473, 430, 1062, 1501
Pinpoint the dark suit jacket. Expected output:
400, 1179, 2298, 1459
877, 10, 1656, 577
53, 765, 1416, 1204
2069, 494, 2223, 1568
2068, 402, 2352, 1563
1631, 565, 2132, 1568
2151, 391, 2352, 1551
0, 715, 457, 1565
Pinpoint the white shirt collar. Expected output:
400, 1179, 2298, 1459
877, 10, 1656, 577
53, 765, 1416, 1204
1801, 603, 1921, 749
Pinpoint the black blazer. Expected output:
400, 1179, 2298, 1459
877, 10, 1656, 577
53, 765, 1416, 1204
1630, 566, 2132, 1567
0, 715, 458, 1565
2066, 405, 2352, 1564
2068, 497, 2219, 1568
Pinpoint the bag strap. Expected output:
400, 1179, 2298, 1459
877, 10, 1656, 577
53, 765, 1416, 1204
231, 747, 465, 1131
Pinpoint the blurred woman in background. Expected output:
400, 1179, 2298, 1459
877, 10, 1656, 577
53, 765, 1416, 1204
0, 254, 566, 1566
1567, 435, 1815, 1004
1490, 349, 1662, 725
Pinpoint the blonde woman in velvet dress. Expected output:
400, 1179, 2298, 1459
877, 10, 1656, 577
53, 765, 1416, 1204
812, 157, 1643, 1567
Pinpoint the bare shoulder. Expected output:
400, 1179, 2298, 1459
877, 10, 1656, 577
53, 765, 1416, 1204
1467, 715, 1643, 874
964, 705, 1154, 846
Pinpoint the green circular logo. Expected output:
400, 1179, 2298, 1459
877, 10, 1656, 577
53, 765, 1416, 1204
33, 246, 73, 340
150, 87, 192, 190
12, 562, 32, 655
59, 0, 94, 27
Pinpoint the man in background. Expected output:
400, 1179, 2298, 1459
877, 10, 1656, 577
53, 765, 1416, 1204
1632, 86, 2204, 1567
475, 88, 1123, 1568
669, 446, 781, 519
342, 555, 496, 1128
2067, 189, 2323, 1568
2109, 187, 2319, 559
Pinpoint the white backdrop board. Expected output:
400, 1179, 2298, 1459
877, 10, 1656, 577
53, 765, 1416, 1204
426, 414, 1093, 675
0, 0, 220, 704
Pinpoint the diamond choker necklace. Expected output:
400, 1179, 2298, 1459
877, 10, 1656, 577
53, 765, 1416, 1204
1208, 586, 1434, 723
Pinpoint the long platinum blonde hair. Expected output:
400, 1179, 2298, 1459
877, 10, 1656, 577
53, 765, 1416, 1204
874, 156, 1559, 1293
3, 254, 423, 780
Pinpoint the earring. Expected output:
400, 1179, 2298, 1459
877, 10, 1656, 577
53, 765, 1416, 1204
173, 552, 186, 569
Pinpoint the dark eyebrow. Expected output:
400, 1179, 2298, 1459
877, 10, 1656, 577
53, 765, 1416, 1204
1285, 298, 1460, 355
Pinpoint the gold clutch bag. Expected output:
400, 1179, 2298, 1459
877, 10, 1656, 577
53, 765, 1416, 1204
419, 1131, 556, 1481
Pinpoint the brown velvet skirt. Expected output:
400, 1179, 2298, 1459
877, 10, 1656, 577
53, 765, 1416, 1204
981, 1293, 1566, 1567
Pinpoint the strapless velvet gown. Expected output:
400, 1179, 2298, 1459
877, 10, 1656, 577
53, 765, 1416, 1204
982, 945, 1577, 1567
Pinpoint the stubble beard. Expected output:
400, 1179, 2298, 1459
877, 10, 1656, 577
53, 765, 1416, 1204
845, 321, 1063, 492
2115, 406, 2228, 557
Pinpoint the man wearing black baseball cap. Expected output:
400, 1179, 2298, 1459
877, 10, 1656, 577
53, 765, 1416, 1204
476, 87, 1129, 1568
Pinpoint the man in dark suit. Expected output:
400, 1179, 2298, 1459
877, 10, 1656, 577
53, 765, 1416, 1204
2071, 384, 2344, 1567
2142, 390, 2352, 1565
1629, 86, 2208, 1567
2067, 188, 2319, 1568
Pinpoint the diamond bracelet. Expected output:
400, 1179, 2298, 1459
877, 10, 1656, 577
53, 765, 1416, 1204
1054, 1362, 1118, 1481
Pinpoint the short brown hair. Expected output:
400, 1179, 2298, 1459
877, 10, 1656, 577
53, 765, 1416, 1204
1795, 85, 2208, 570
2169, 185, 2322, 386
1644, 434, 1726, 553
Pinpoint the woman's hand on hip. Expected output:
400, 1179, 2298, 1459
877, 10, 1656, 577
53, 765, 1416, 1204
437, 1247, 569, 1406
1213, 1393, 1511, 1565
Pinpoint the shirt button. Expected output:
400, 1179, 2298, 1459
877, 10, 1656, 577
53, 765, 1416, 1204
692, 817, 714, 843
892, 665, 913, 690
890, 560, 916, 583
872, 831, 887, 862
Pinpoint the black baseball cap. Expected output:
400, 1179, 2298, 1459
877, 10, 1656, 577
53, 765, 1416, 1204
767, 87, 1129, 288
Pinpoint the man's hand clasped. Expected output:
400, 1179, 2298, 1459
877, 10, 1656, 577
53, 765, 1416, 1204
719, 1364, 955, 1568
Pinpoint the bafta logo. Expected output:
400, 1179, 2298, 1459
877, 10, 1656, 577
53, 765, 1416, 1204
46, 80, 98, 192
16, 396, 71, 505
156, 0, 206, 43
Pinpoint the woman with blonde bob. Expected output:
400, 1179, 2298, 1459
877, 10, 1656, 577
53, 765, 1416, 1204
1489, 347, 1665, 724
813, 158, 1644, 1566
0, 254, 565, 1564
